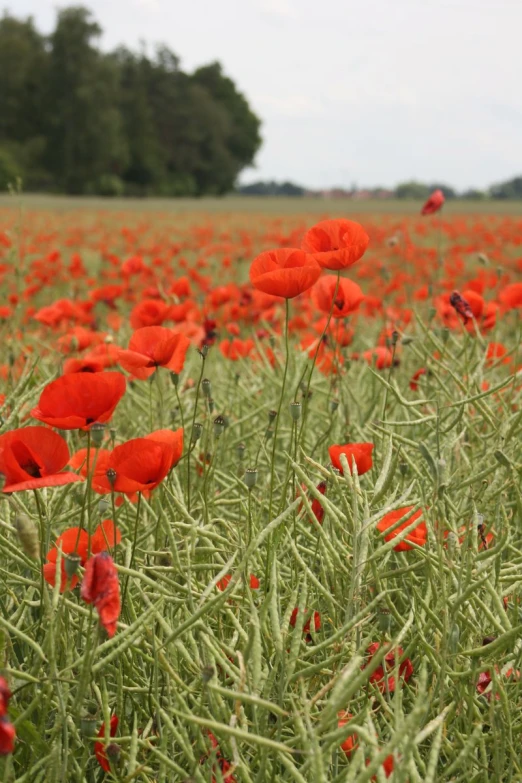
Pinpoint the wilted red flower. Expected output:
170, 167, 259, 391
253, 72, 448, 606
0, 426, 83, 493
43, 520, 121, 592
449, 290, 474, 325
118, 326, 190, 380
376, 507, 427, 551
249, 248, 321, 299
421, 189, 445, 215
328, 443, 374, 476
312, 275, 364, 318
94, 715, 119, 771
303, 219, 369, 270
81, 552, 120, 637
31, 372, 126, 431
92, 431, 182, 495
0, 718, 15, 755
363, 642, 413, 692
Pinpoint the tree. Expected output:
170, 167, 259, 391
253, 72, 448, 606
395, 181, 431, 199
490, 177, 522, 199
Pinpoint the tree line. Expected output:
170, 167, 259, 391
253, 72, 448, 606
0, 6, 262, 196
238, 178, 522, 200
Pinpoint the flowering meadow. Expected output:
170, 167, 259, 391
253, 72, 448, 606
1, 197, 522, 782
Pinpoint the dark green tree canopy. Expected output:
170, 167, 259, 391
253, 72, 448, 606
0, 6, 262, 195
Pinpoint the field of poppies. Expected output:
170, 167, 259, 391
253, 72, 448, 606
0, 195, 522, 782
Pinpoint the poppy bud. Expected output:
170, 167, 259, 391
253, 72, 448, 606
377, 607, 392, 634
14, 513, 39, 559
202, 378, 212, 398
98, 499, 110, 515
399, 461, 408, 477
64, 552, 82, 579
391, 331, 400, 346
213, 416, 226, 439
90, 423, 105, 447
170, 372, 179, 388
265, 427, 274, 442
106, 468, 117, 488
199, 345, 209, 359
244, 468, 258, 489
207, 398, 215, 414
330, 399, 339, 413
236, 442, 246, 460
268, 410, 277, 424
191, 423, 203, 443
289, 402, 302, 421
80, 715, 98, 737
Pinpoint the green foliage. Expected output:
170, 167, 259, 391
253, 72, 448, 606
490, 176, 522, 199
0, 7, 261, 196
0, 145, 21, 190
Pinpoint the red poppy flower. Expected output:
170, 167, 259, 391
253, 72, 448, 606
219, 338, 255, 360
217, 574, 232, 591
94, 715, 119, 771
486, 342, 511, 365
31, 372, 126, 431
366, 754, 395, 780
359, 346, 397, 370
0, 678, 11, 716
0, 426, 83, 493
410, 367, 427, 391
289, 607, 321, 635
43, 520, 121, 592
118, 326, 190, 380
62, 356, 105, 374
249, 248, 321, 299
299, 480, 327, 524
250, 574, 260, 589
302, 219, 369, 270
421, 189, 445, 215
312, 275, 364, 318
363, 642, 413, 692
130, 299, 170, 329
0, 718, 15, 755
92, 430, 182, 495
69, 447, 111, 478
328, 443, 374, 476
499, 282, 522, 310
337, 711, 357, 758
376, 507, 427, 551
81, 552, 120, 637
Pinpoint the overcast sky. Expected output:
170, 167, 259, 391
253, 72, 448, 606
10, 0, 522, 190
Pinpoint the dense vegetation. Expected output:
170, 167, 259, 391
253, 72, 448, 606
0, 6, 262, 196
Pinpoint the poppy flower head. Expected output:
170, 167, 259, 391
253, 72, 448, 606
43, 520, 120, 592
302, 219, 369, 270
94, 715, 119, 771
31, 372, 126, 431
363, 642, 413, 692
421, 189, 445, 216
118, 326, 190, 380
0, 678, 11, 716
0, 717, 16, 755
328, 443, 374, 476
249, 248, 321, 299
0, 426, 83, 493
81, 552, 120, 637
312, 275, 364, 318
376, 506, 427, 551
92, 431, 182, 495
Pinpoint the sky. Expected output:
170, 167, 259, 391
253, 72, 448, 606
10, 0, 522, 190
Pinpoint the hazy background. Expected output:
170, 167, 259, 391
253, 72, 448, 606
9, 0, 522, 190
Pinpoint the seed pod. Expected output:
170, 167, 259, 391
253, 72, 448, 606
330, 399, 339, 413
64, 552, 82, 579
268, 410, 277, 424
90, 422, 105, 447
448, 623, 460, 654
207, 397, 215, 414
170, 372, 179, 388
244, 468, 258, 489
98, 499, 110, 515
289, 402, 302, 421
106, 468, 117, 488
14, 513, 39, 559
80, 715, 98, 737
494, 450, 511, 468
213, 415, 226, 439
191, 423, 203, 442
202, 378, 212, 398
236, 442, 246, 460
